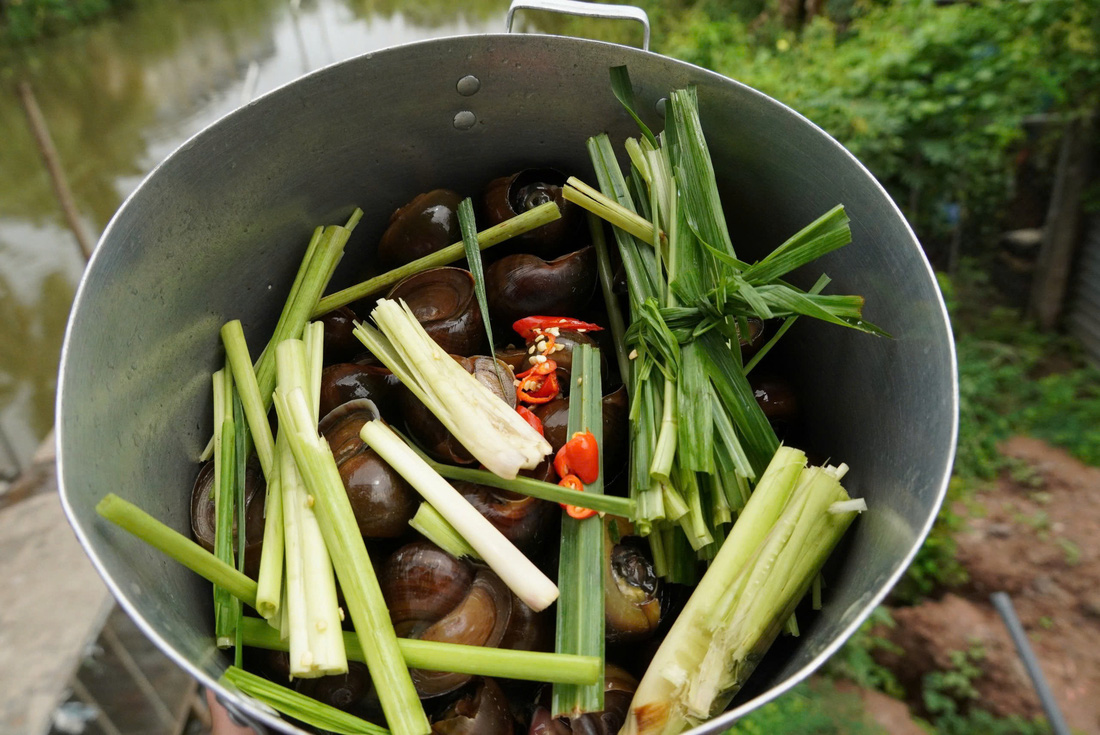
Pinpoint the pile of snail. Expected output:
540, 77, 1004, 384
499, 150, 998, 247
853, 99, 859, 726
190, 168, 800, 734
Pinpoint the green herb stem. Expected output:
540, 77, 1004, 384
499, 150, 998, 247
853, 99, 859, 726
588, 212, 632, 394
238, 618, 601, 686
95, 493, 259, 606
313, 201, 561, 316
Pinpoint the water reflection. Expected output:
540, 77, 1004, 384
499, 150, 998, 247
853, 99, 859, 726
0, 0, 511, 471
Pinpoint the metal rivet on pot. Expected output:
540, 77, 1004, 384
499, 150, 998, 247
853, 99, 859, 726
456, 75, 480, 96
656, 97, 668, 118
453, 110, 477, 130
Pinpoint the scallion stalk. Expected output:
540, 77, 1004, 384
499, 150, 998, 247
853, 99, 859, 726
312, 201, 561, 316
358, 420, 559, 613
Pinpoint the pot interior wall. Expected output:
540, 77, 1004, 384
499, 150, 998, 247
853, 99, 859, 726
58, 33, 955, 734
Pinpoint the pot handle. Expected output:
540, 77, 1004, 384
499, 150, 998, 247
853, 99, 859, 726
505, 0, 651, 51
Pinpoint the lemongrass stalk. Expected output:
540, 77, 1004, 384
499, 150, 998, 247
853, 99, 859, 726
564, 177, 660, 246
313, 201, 561, 316
95, 493, 258, 605
274, 386, 429, 735
222, 666, 388, 735
239, 618, 601, 685
221, 320, 284, 620
275, 340, 346, 678
354, 299, 551, 478
214, 367, 238, 648
232, 395, 249, 667
304, 321, 324, 419
409, 503, 480, 560
399, 439, 635, 518
359, 419, 559, 612
552, 344, 606, 718
621, 447, 807, 735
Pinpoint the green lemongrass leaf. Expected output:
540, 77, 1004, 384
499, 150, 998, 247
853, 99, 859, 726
610, 66, 658, 148
587, 134, 660, 308
670, 87, 736, 258
457, 198, 505, 394
222, 666, 387, 735
676, 341, 713, 474
650, 379, 678, 483
313, 202, 561, 316
699, 331, 778, 476
625, 137, 652, 186
741, 205, 849, 284
553, 345, 606, 718
239, 617, 601, 685
409, 503, 480, 560
710, 394, 754, 480
753, 284, 888, 335
589, 213, 632, 394
744, 274, 831, 374
96, 493, 259, 606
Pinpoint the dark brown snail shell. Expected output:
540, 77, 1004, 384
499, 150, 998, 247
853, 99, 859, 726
483, 168, 583, 258
455, 482, 558, 557
431, 677, 516, 735
190, 457, 266, 578
318, 399, 418, 538
484, 248, 597, 327
387, 267, 485, 356
377, 189, 462, 270
400, 356, 516, 466
380, 542, 517, 698
527, 664, 638, 735
319, 363, 401, 420
317, 306, 362, 363
295, 661, 373, 717
604, 534, 661, 644
751, 374, 798, 423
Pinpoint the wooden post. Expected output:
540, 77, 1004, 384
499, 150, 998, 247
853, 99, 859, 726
1029, 113, 1096, 330
16, 80, 95, 261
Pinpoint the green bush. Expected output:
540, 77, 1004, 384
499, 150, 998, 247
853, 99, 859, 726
656, 0, 1099, 257
0, 0, 135, 43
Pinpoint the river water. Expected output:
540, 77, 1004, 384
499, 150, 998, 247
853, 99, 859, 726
0, 0, 534, 475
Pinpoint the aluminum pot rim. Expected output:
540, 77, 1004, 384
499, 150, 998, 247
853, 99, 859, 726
56, 30, 959, 735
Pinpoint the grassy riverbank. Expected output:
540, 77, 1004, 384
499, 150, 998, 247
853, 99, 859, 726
1, 0, 136, 44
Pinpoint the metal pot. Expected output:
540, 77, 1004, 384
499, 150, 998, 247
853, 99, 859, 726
56, 2, 957, 732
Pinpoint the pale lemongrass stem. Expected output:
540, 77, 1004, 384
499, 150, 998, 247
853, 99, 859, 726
565, 176, 660, 244
255, 467, 284, 621
409, 503, 480, 560
304, 321, 324, 422
220, 320, 276, 476
359, 420, 559, 612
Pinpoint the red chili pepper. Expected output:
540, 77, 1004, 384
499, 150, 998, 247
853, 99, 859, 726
513, 316, 604, 342
516, 406, 544, 436
554, 430, 600, 484
558, 474, 597, 520
516, 360, 560, 404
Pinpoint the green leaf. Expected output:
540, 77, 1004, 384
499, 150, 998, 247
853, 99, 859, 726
457, 198, 506, 393
610, 66, 658, 148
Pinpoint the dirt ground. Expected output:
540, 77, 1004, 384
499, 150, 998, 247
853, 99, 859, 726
872, 436, 1100, 732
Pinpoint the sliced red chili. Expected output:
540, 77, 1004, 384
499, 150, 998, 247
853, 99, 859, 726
513, 316, 604, 342
557, 474, 597, 520
516, 405, 545, 436
564, 430, 599, 484
516, 360, 560, 405
554, 444, 571, 479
